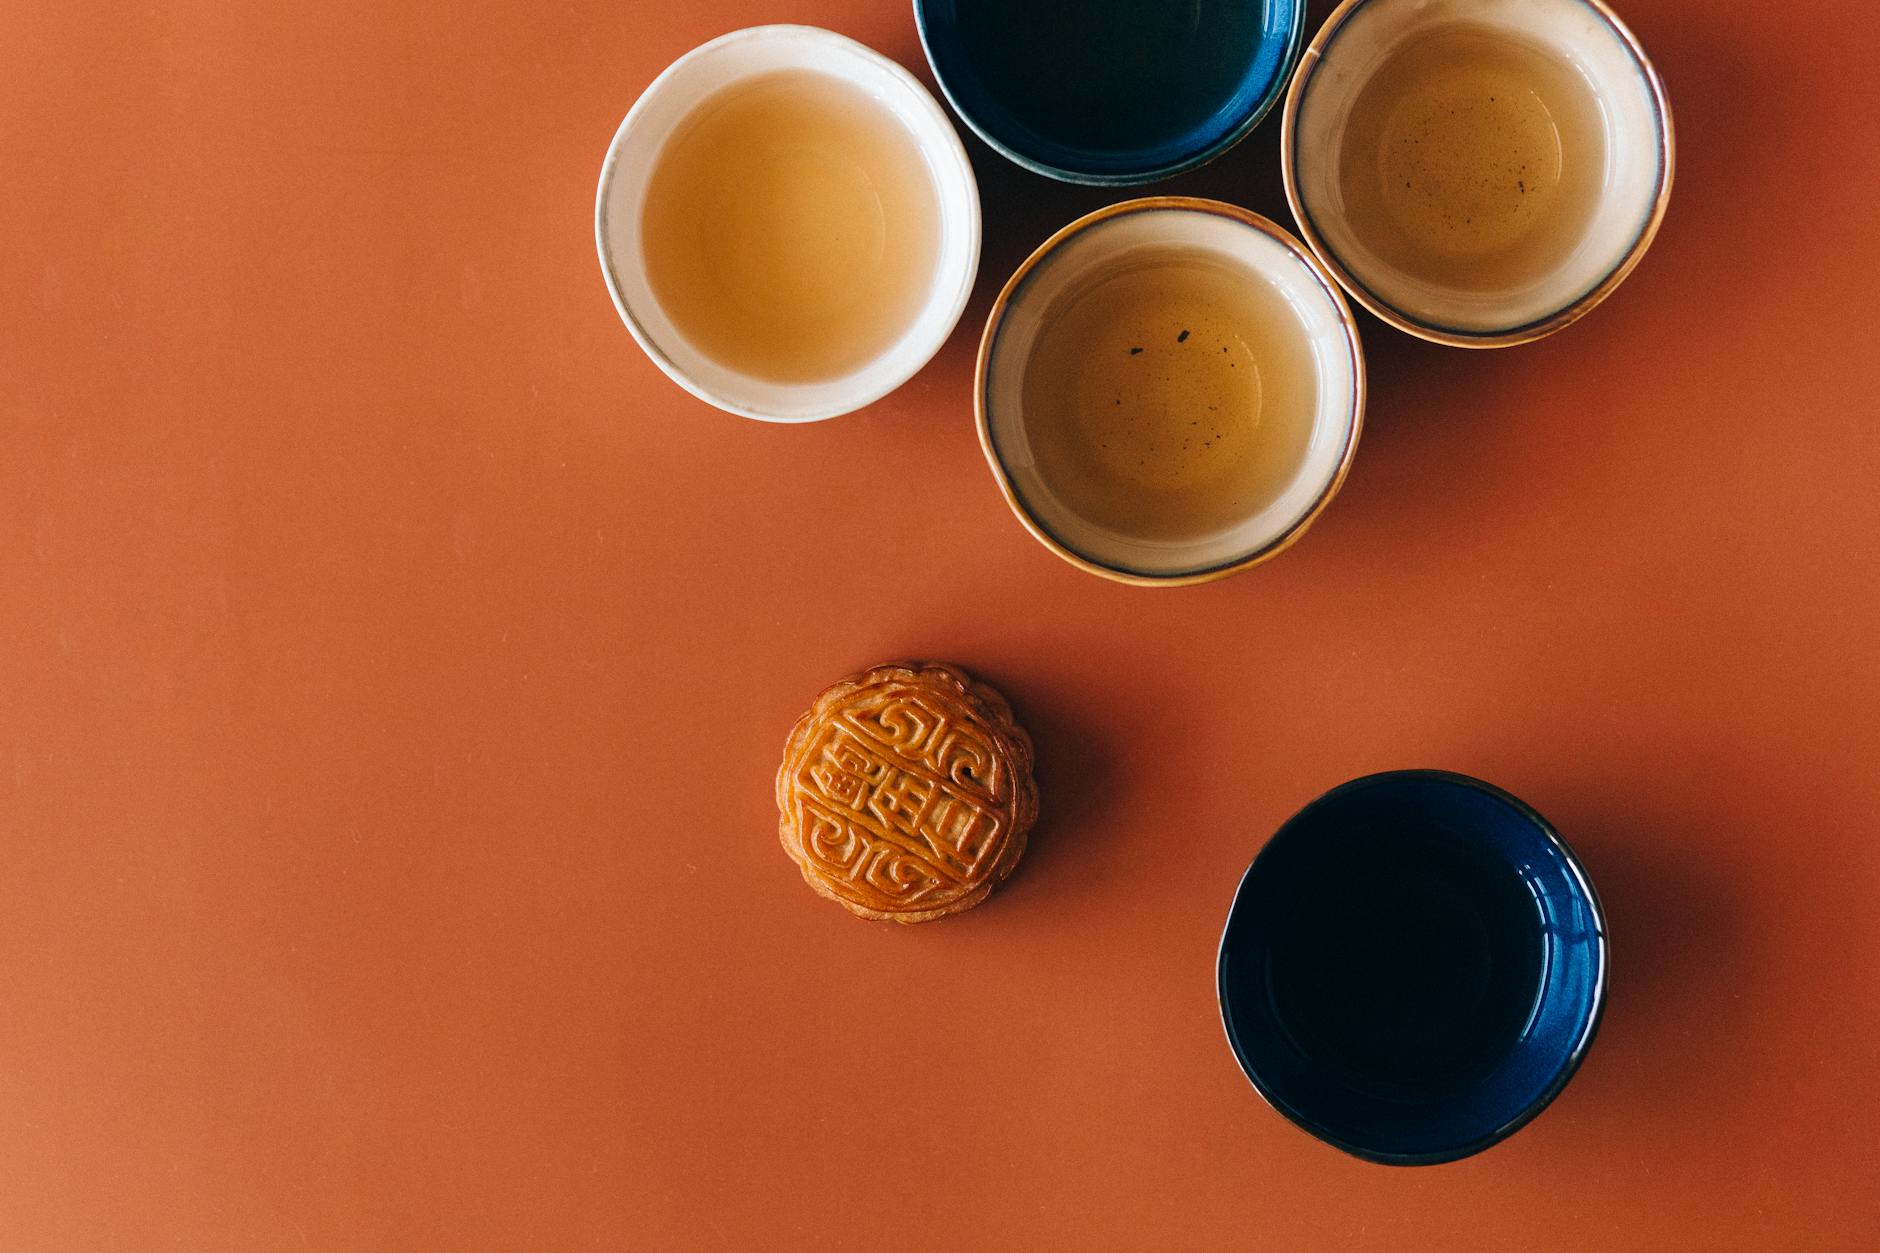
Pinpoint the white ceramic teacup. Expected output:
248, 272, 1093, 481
595, 25, 981, 422
1284, 0, 1673, 347
977, 199, 1365, 587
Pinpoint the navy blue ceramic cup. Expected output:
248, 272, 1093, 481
914, 0, 1304, 185
1217, 771, 1606, 1165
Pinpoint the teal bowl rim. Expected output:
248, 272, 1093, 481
912, 0, 1307, 187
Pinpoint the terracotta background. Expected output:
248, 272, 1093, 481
4, 0, 1877, 1248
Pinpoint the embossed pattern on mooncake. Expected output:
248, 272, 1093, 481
776, 662, 1037, 923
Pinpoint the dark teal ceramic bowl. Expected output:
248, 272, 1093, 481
914, 0, 1304, 185
1218, 771, 1607, 1165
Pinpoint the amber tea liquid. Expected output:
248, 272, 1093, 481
1022, 251, 1319, 543
640, 70, 942, 384
1336, 23, 1607, 293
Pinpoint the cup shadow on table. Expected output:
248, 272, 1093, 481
1548, 811, 1753, 1140
1234, 22, 1770, 579
1530, 29, 1781, 1129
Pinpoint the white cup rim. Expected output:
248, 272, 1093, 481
594, 25, 982, 422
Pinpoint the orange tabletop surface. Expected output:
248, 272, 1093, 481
4, 1, 1878, 1248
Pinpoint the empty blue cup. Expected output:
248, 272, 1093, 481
914, 0, 1305, 185
1217, 770, 1606, 1164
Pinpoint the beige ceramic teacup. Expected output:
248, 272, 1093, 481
978, 198, 1365, 587
1283, 0, 1673, 347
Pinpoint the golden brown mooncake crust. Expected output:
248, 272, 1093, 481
775, 662, 1038, 923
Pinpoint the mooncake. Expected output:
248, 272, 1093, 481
776, 662, 1037, 922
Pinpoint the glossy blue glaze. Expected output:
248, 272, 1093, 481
1217, 770, 1607, 1165
913, 0, 1303, 185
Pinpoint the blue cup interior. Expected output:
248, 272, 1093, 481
914, 0, 1304, 185
1218, 771, 1606, 1164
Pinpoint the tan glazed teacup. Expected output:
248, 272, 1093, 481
1283, 0, 1673, 347
978, 198, 1365, 586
